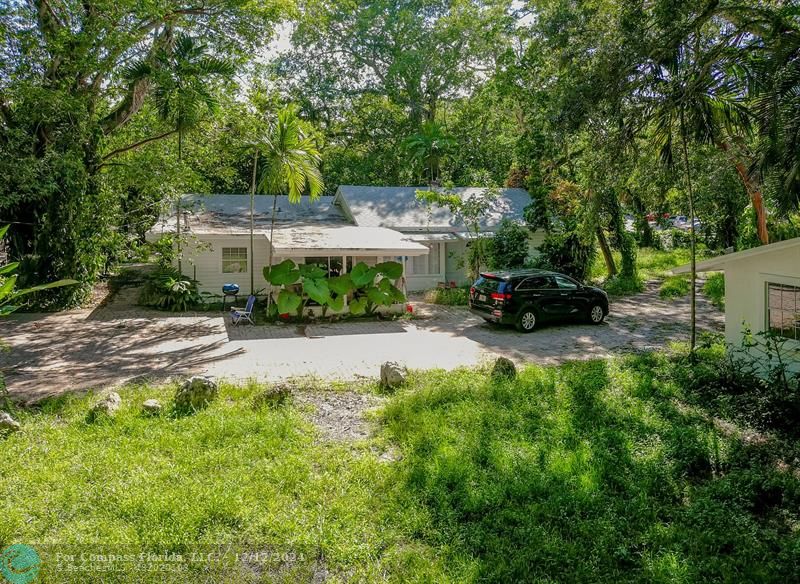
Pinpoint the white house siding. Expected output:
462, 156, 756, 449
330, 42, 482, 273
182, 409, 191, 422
723, 245, 800, 365
445, 240, 468, 285
178, 235, 273, 296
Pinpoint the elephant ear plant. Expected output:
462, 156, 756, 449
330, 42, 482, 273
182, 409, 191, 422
262, 259, 405, 320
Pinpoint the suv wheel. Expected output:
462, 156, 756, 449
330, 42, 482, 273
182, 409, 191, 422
515, 308, 537, 332
588, 304, 605, 324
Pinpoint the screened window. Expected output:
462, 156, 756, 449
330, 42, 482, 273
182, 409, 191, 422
303, 257, 343, 277
222, 247, 248, 273
767, 282, 800, 341
410, 243, 441, 275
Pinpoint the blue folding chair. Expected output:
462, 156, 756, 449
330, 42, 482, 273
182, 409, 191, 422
230, 295, 256, 326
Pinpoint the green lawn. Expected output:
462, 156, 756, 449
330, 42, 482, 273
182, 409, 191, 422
1, 350, 798, 582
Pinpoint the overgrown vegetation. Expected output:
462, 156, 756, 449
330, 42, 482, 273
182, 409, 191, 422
424, 286, 470, 306
659, 275, 690, 300
703, 273, 726, 309
2, 346, 798, 582
139, 268, 202, 312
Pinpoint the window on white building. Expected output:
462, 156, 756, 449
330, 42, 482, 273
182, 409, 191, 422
767, 282, 800, 341
221, 247, 248, 273
409, 243, 440, 275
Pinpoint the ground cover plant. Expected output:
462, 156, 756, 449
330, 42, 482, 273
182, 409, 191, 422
1, 347, 798, 582
424, 286, 470, 306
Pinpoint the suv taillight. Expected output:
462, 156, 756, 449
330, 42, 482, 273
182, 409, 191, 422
490, 292, 512, 301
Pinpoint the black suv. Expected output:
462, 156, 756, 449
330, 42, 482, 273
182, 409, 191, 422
469, 269, 609, 332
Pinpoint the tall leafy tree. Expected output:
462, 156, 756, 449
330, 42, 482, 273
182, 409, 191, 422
0, 0, 286, 306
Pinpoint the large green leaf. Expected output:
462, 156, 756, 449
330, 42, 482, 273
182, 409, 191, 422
350, 262, 377, 287
375, 261, 403, 279
327, 294, 345, 312
0, 262, 19, 276
0, 275, 18, 302
263, 259, 300, 286
0, 225, 8, 240
367, 285, 390, 306
303, 278, 330, 305
3, 278, 78, 303
299, 263, 327, 280
327, 274, 354, 296
379, 278, 406, 303
349, 297, 367, 315
277, 289, 302, 314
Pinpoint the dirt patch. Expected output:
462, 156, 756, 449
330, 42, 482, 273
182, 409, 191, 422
293, 391, 384, 442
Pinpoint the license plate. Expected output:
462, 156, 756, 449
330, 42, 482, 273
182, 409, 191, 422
478, 294, 486, 302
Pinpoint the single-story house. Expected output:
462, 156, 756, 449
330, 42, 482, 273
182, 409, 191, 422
672, 237, 800, 364
333, 186, 545, 291
146, 186, 542, 296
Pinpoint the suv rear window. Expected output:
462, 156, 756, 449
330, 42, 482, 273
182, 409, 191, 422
474, 276, 507, 293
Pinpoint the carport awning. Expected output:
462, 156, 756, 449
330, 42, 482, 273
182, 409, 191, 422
270, 225, 430, 256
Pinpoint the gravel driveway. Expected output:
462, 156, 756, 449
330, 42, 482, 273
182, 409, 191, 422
0, 282, 723, 403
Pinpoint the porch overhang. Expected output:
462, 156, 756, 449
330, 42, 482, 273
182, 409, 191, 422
269, 225, 430, 257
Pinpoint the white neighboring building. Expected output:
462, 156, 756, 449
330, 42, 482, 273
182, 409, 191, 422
673, 237, 800, 364
148, 186, 543, 295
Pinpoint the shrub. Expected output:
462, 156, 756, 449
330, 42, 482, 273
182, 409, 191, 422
140, 268, 202, 311
703, 272, 725, 309
488, 219, 529, 269
534, 231, 596, 281
424, 286, 469, 305
659, 276, 690, 299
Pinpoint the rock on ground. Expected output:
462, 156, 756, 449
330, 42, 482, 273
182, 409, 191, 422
174, 376, 218, 411
380, 361, 407, 389
142, 399, 163, 415
491, 356, 517, 380
91, 392, 121, 416
0, 411, 21, 433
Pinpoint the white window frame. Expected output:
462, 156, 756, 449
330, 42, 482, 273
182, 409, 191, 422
221, 247, 248, 273
766, 281, 800, 342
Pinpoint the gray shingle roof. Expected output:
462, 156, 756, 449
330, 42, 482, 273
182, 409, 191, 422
337, 185, 531, 231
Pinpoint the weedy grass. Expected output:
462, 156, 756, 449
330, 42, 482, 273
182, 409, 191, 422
593, 247, 696, 297
659, 275, 690, 299
703, 272, 725, 309
2, 352, 798, 582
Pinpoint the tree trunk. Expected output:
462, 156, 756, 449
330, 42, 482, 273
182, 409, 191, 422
681, 111, 697, 354
596, 227, 617, 278
265, 193, 279, 313
716, 141, 768, 245
249, 149, 259, 295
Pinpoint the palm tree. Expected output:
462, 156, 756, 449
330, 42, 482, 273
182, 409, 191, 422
124, 32, 234, 274
252, 106, 324, 301
403, 121, 457, 186
646, 33, 748, 353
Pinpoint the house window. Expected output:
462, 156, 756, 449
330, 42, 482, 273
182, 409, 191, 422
409, 243, 440, 275
222, 247, 248, 273
304, 256, 343, 277
767, 282, 800, 341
